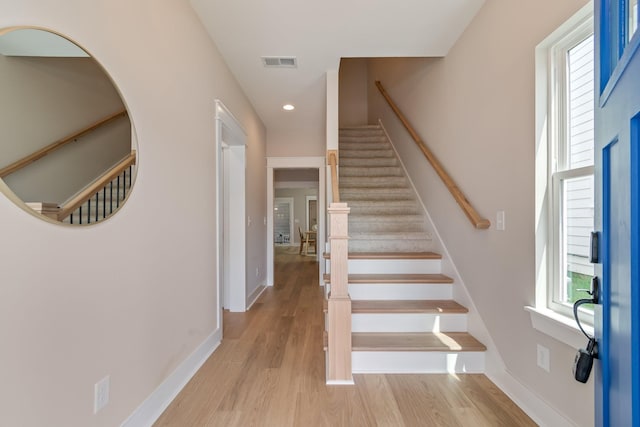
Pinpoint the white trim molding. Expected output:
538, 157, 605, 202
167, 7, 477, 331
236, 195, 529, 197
525, 305, 593, 350
533, 1, 595, 340
487, 368, 578, 427
266, 156, 326, 287
267, 157, 326, 168
247, 284, 267, 310
215, 99, 247, 313
274, 181, 319, 189
121, 328, 222, 427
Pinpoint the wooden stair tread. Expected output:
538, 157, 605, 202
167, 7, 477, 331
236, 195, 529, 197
323, 273, 453, 284
352, 332, 486, 352
352, 300, 467, 314
323, 251, 442, 260
323, 298, 466, 314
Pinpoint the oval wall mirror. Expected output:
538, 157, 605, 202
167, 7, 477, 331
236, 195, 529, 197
0, 28, 136, 225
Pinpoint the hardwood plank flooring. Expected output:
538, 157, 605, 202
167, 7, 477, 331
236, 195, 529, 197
154, 247, 536, 426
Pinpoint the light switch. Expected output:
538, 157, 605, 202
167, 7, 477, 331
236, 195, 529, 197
496, 210, 505, 231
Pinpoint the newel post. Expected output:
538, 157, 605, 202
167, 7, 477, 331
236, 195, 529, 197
327, 202, 352, 383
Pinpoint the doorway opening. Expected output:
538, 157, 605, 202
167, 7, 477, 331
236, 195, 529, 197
216, 100, 247, 317
266, 157, 326, 286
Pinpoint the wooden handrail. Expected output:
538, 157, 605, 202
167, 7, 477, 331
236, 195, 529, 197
0, 110, 128, 178
327, 150, 340, 203
57, 150, 136, 221
375, 81, 490, 229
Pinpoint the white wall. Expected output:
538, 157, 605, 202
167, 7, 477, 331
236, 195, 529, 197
0, 1, 266, 426
266, 126, 325, 157
0, 55, 131, 203
366, 0, 593, 425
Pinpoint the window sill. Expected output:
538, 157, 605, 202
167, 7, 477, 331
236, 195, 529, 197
524, 306, 593, 350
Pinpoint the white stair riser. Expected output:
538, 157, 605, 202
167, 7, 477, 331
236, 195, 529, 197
348, 283, 452, 300
348, 258, 442, 274
352, 351, 485, 374
352, 313, 467, 333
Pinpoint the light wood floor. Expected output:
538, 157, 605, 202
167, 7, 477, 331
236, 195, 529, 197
155, 247, 536, 426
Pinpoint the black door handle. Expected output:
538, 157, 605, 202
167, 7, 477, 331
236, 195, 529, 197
576, 276, 600, 303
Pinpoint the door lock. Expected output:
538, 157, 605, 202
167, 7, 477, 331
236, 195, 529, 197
572, 276, 599, 383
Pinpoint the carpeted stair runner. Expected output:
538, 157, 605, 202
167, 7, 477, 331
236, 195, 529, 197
339, 126, 432, 252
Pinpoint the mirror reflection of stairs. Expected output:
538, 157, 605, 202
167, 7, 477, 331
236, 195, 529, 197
325, 126, 486, 374
62, 166, 133, 225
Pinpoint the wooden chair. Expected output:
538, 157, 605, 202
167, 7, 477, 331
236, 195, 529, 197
299, 227, 317, 255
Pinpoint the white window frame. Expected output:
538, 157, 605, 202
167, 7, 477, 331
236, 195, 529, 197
529, 3, 595, 347
547, 16, 595, 320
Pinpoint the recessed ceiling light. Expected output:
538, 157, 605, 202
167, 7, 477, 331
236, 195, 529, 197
283, 104, 295, 111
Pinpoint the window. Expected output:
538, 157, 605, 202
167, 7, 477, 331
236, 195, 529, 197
548, 27, 595, 319
532, 7, 597, 334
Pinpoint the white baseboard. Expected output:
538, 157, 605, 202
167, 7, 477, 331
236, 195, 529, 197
121, 328, 222, 427
486, 369, 577, 427
246, 284, 267, 310
326, 379, 355, 385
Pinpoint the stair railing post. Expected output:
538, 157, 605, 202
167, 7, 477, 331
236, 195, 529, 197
327, 202, 352, 383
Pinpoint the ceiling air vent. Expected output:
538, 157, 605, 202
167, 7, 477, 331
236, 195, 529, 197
262, 56, 297, 68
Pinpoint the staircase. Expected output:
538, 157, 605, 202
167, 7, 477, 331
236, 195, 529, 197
325, 126, 486, 374
339, 125, 432, 253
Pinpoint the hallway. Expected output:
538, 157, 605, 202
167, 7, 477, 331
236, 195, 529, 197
155, 248, 535, 426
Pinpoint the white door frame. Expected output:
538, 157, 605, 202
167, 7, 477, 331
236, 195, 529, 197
267, 157, 326, 287
216, 100, 247, 315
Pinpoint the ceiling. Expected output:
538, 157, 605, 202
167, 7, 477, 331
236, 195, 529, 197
190, 0, 485, 142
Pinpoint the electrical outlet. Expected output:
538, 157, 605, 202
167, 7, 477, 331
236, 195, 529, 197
94, 375, 110, 413
247, 216, 252, 227
537, 344, 550, 372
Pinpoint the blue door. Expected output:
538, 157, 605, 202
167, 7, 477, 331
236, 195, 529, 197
595, 1, 640, 426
